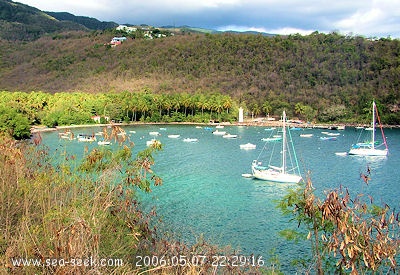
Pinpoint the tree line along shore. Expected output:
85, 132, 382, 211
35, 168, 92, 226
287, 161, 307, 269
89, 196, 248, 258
1, 90, 399, 140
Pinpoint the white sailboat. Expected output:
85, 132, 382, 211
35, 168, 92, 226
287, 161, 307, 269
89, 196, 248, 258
251, 111, 302, 183
348, 101, 388, 156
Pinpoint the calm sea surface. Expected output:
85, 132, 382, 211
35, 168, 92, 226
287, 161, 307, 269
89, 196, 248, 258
40, 124, 400, 272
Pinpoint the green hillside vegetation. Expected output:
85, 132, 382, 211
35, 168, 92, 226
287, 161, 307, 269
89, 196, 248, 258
45, 12, 118, 30
1, 30, 400, 125
0, 90, 236, 139
1, 2, 400, 272
0, 0, 89, 40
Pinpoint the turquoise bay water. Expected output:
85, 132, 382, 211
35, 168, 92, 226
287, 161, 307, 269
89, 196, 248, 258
40, 125, 400, 272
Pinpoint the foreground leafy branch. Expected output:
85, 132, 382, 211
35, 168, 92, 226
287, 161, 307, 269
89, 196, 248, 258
279, 174, 400, 274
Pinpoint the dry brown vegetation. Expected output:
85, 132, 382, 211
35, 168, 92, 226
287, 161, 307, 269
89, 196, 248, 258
0, 130, 268, 274
279, 175, 400, 274
1, 31, 400, 124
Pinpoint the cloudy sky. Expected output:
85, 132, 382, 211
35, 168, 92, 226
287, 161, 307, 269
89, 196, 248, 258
16, 0, 400, 38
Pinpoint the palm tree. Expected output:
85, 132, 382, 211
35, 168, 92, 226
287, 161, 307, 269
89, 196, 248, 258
172, 94, 181, 113
295, 103, 306, 118
222, 95, 232, 114
197, 94, 208, 116
130, 93, 139, 121
120, 91, 131, 120
252, 104, 261, 118
163, 95, 173, 117
181, 92, 191, 116
138, 96, 150, 120
153, 94, 164, 117
207, 96, 217, 121
190, 94, 198, 116
262, 101, 272, 117
214, 95, 224, 120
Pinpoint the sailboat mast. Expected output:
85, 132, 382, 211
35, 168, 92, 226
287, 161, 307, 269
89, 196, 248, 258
372, 101, 376, 150
282, 111, 286, 174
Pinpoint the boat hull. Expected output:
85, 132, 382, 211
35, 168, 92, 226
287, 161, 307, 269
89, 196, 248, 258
348, 148, 388, 156
252, 166, 302, 183
240, 143, 256, 150
98, 141, 111, 145
183, 138, 198, 142
77, 135, 96, 142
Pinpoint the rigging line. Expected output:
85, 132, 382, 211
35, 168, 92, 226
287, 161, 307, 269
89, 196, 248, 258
256, 128, 276, 161
286, 129, 296, 166
270, 140, 278, 166
287, 126, 301, 176
374, 103, 388, 150
256, 132, 279, 166
355, 128, 364, 144
375, 143, 386, 149
256, 129, 272, 160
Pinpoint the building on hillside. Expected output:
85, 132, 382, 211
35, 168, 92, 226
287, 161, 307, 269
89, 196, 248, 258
116, 25, 137, 33
111, 37, 127, 45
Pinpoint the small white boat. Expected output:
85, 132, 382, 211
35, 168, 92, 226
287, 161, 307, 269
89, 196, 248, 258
349, 101, 388, 157
212, 130, 226, 135
98, 141, 111, 146
216, 125, 224, 129
242, 173, 254, 178
183, 138, 199, 142
147, 139, 161, 147
129, 130, 136, 133
149, 131, 160, 136
261, 137, 282, 142
59, 132, 74, 140
77, 134, 96, 142
326, 132, 340, 136
240, 143, 256, 150
300, 134, 313, 138
320, 136, 337, 141
168, 134, 180, 138
335, 152, 347, 156
290, 127, 302, 131
223, 134, 238, 139
59, 135, 71, 140
159, 127, 167, 131
251, 111, 302, 183
264, 127, 276, 131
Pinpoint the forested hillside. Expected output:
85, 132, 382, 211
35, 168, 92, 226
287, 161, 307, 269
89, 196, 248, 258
1, 30, 400, 123
0, 0, 118, 40
45, 12, 118, 30
0, 0, 88, 40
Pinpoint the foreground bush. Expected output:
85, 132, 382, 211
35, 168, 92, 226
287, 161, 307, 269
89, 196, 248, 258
0, 129, 268, 274
279, 175, 400, 274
